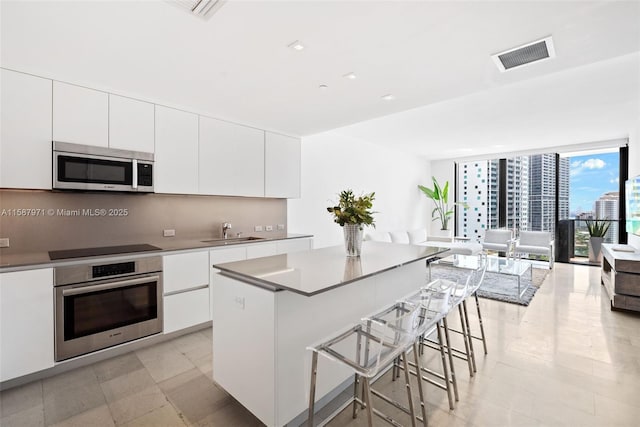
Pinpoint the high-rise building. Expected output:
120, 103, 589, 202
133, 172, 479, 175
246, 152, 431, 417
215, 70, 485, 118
457, 153, 569, 240
505, 156, 529, 232
457, 158, 527, 241
558, 157, 570, 220
457, 161, 489, 242
595, 191, 619, 243
528, 154, 569, 232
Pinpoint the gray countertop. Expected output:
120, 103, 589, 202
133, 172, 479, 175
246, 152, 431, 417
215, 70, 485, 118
0, 233, 312, 272
214, 241, 448, 296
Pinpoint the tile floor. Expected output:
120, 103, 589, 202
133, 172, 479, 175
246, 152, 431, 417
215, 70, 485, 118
1, 262, 640, 426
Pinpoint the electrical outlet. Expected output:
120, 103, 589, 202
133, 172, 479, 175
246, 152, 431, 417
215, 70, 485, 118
277, 224, 285, 230
163, 229, 176, 237
0, 238, 9, 248
254, 225, 263, 232
265, 225, 273, 232
234, 296, 245, 309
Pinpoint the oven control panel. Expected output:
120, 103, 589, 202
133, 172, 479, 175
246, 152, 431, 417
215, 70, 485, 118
93, 261, 136, 278
54, 256, 162, 286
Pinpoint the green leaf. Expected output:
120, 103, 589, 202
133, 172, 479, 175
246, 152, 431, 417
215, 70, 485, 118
418, 185, 436, 200
431, 177, 442, 200
442, 181, 449, 204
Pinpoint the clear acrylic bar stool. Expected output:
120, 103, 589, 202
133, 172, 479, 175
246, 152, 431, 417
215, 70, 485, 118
462, 253, 488, 370
307, 304, 424, 427
365, 292, 449, 426
426, 254, 488, 378
394, 280, 461, 411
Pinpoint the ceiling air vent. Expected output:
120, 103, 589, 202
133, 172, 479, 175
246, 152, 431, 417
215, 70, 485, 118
171, 0, 226, 20
492, 36, 555, 72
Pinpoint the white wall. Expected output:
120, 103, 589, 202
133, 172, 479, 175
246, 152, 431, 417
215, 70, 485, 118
288, 131, 430, 248
628, 118, 640, 249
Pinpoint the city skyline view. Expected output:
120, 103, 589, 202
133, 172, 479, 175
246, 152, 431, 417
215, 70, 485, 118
568, 151, 620, 217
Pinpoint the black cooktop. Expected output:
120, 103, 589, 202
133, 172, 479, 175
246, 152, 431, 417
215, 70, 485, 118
49, 244, 162, 260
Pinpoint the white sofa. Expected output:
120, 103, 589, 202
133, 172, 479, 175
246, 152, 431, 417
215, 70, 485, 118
364, 228, 482, 256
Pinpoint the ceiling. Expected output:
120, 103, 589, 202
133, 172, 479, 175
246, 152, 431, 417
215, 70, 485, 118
2, 1, 639, 157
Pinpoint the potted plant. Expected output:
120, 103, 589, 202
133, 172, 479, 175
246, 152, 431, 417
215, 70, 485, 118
418, 177, 467, 233
327, 189, 375, 256
586, 219, 610, 263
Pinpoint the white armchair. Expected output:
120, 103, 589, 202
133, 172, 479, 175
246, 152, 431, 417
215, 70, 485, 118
481, 229, 514, 255
515, 231, 555, 269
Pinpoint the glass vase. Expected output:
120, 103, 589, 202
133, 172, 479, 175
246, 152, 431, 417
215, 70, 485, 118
343, 224, 363, 257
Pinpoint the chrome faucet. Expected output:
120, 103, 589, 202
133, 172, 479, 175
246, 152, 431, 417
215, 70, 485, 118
222, 222, 232, 239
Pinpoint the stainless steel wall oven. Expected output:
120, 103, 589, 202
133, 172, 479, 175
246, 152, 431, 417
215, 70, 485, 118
54, 256, 163, 361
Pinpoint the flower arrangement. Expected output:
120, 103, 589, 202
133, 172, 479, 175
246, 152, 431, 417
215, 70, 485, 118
326, 189, 376, 228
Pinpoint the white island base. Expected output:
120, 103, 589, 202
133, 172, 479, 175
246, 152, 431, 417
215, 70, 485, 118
212, 259, 427, 426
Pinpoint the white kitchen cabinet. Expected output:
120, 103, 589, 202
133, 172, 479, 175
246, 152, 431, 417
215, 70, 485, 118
163, 251, 209, 294
209, 246, 248, 321
53, 81, 108, 147
265, 132, 301, 198
163, 251, 210, 333
0, 69, 52, 189
164, 287, 210, 334
154, 106, 199, 194
276, 238, 312, 254
108, 94, 154, 153
0, 268, 54, 382
210, 246, 247, 267
246, 242, 278, 259
199, 117, 265, 197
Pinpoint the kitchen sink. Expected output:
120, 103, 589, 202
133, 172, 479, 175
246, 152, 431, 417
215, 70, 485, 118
201, 236, 265, 245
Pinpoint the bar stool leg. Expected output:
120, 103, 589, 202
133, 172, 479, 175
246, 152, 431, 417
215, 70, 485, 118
442, 316, 459, 402
353, 332, 364, 417
462, 300, 477, 373
435, 321, 454, 411
363, 378, 374, 427
458, 305, 474, 377
308, 351, 318, 427
401, 351, 418, 427
474, 292, 488, 355
411, 341, 428, 426
352, 374, 361, 419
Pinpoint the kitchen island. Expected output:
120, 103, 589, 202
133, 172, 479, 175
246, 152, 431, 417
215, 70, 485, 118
212, 241, 446, 426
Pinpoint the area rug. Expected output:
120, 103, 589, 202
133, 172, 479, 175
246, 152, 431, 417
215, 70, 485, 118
429, 264, 549, 306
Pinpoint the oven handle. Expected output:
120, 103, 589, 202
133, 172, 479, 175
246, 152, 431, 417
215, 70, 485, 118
61, 275, 160, 296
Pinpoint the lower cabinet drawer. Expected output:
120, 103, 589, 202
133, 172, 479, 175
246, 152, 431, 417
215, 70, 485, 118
164, 287, 210, 334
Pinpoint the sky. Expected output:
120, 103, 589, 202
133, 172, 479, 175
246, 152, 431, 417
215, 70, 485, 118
568, 151, 619, 216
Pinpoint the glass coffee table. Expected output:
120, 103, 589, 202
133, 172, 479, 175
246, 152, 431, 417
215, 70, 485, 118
431, 254, 532, 301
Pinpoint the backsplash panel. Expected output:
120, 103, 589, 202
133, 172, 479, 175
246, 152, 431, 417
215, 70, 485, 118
0, 190, 287, 254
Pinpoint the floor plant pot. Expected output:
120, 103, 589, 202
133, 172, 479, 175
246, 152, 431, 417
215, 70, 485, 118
588, 236, 604, 263
343, 224, 363, 257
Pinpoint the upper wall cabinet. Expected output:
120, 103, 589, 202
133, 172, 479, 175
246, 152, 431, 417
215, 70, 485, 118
109, 95, 154, 153
265, 132, 301, 198
199, 117, 265, 197
0, 69, 52, 189
53, 81, 108, 147
155, 106, 199, 194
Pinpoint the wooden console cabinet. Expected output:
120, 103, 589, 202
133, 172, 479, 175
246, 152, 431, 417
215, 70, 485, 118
601, 244, 640, 312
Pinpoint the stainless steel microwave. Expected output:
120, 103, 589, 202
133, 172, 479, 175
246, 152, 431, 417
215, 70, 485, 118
53, 141, 154, 192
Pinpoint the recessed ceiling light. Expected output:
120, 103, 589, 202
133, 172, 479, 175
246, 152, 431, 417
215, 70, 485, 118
343, 72, 357, 80
381, 94, 395, 101
319, 84, 328, 90
288, 40, 305, 51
